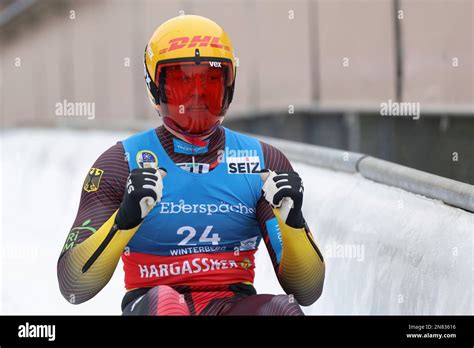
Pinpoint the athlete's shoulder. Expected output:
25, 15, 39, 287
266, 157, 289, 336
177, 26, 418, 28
259, 140, 293, 171
93, 141, 126, 166
223, 127, 293, 171
82, 141, 129, 194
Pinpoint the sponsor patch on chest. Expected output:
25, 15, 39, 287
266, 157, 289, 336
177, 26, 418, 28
227, 156, 261, 174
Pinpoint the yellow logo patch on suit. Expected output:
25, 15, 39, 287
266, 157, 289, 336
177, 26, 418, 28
83, 168, 104, 192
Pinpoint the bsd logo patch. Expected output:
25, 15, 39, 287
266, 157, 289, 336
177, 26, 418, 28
227, 156, 261, 174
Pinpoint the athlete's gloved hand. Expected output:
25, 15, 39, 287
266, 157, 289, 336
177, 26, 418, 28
115, 167, 167, 230
260, 169, 305, 229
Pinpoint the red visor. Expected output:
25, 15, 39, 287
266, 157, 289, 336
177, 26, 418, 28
156, 60, 233, 137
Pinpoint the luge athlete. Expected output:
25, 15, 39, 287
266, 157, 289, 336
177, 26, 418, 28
57, 15, 325, 315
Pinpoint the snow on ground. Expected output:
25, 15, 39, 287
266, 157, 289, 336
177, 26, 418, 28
1, 128, 472, 315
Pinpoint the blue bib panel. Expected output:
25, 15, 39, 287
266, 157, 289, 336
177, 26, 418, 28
121, 127, 265, 257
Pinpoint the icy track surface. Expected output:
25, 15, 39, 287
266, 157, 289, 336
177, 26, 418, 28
1, 129, 472, 315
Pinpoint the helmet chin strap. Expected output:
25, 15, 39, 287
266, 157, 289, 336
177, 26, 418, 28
163, 122, 211, 146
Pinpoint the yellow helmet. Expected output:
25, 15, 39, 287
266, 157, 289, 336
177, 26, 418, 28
144, 15, 236, 138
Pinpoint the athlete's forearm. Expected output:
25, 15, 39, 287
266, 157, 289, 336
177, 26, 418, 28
57, 210, 139, 304
274, 209, 325, 306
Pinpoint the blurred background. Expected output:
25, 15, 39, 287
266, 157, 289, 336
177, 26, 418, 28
1, 0, 473, 183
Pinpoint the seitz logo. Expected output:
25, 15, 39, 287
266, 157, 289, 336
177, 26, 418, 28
159, 36, 231, 54
227, 156, 261, 174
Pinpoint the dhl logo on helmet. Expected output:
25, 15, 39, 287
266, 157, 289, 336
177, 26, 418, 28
159, 36, 231, 54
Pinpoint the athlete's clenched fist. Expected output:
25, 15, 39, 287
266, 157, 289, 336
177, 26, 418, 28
115, 167, 167, 230
260, 169, 305, 229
